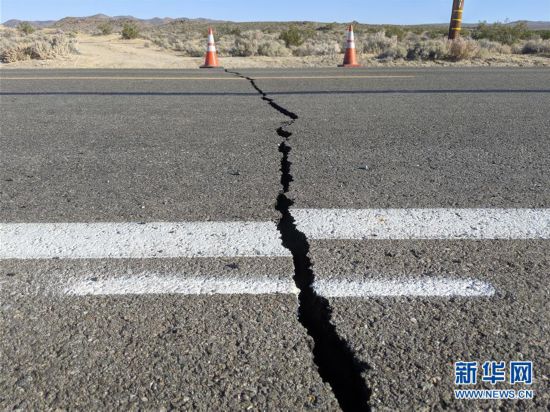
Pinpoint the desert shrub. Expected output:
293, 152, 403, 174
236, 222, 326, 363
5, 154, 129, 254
257, 40, 291, 57
97, 22, 113, 35
318, 23, 337, 32
403, 31, 423, 43
31, 35, 78, 58
0, 29, 16, 40
519, 38, 550, 54
425, 28, 451, 39
231, 30, 262, 56
406, 39, 449, 60
0, 41, 28, 62
178, 40, 204, 57
232, 37, 257, 56
1, 32, 78, 63
143, 41, 150, 48
398, 38, 481, 61
121, 23, 139, 39
293, 39, 341, 56
215, 34, 237, 56
152, 37, 170, 49
362, 31, 396, 54
478, 38, 512, 54
229, 27, 242, 36
378, 44, 408, 60
448, 38, 481, 60
471, 22, 529, 45
383, 25, 406, 40
17, 22, 35, 35
279, 25, 314, 47
217, 26, 241, 37
166, 34, 180, 47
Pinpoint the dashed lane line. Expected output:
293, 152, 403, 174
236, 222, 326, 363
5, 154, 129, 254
61, 274, 494, 298
0, 222, 290, 259
64, 274, 298, 296
292, 208, 550, 240
314, 277, 495, 297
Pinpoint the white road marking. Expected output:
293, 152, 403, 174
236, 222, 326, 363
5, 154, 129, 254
314, 277, 495, 297
62, 274, 494, 298
0, 222, 290, 259
292, 208, 550, 240
2, 209, 546, 260
64, 275, 298, 296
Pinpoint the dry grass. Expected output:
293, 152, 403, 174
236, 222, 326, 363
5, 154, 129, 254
0, 27, 78, 63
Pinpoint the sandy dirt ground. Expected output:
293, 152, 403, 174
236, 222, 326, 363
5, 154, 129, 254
1, 33, 549, 69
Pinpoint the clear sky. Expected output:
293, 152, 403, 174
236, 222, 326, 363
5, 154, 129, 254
1, 0, 549, 24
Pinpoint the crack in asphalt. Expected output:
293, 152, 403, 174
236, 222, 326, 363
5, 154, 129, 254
225, 69, 371, 411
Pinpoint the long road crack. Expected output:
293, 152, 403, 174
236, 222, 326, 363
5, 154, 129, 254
226, 69, 371, 411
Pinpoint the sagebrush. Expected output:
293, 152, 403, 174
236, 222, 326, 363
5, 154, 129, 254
0, 28, 79, 63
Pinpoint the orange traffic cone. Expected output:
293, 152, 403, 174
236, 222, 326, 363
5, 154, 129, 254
200, 28, 221, 68
339, 25, 361, 67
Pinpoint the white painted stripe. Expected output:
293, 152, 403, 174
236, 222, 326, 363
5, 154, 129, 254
292, 209, 550, 240
0, 222, 290, 259
62, 274, 494, 298
314, 277, 495, 297
3, 209, 546, 260
64, 275, 298, 296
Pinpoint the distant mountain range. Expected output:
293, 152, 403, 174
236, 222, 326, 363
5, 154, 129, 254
2, 19, 57, 28
517, 20, 550, 29
2, 15, 550, 30
1, 14, 223, 29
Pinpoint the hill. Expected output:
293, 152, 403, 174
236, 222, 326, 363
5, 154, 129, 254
1, 15, 225, 32
2, 19, 56, 28
2, 15, 549, 32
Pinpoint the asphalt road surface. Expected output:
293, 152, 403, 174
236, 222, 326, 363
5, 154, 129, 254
1, 67, 549, 411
